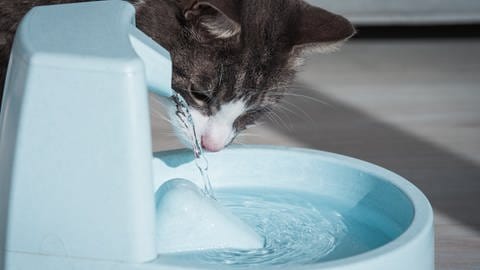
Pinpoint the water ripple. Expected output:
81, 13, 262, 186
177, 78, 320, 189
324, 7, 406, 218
157, 188, 397, 268
185, 189, 348, 266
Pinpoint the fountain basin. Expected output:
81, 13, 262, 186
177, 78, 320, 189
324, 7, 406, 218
152, 145, 434, 270
4, 145, 434, 270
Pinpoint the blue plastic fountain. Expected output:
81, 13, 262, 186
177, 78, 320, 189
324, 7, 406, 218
0, 1, 434, 270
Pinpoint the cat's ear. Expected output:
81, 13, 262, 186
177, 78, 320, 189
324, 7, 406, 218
292, 4, 355, 55
182, 0, 241, 42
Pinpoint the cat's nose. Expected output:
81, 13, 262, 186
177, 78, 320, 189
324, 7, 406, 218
201, 135, 224, 152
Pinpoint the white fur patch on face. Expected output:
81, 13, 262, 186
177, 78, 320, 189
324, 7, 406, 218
167, 98, 247, 151
202, 100, 247, 152
189, 107, 209, 140
212, 100, 246, 126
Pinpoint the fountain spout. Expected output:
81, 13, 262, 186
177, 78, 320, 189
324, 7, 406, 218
129, 27, 173, 97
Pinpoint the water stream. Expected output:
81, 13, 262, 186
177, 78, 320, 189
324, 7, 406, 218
172, 93, 215, 199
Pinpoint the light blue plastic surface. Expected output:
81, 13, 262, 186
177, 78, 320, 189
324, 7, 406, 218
0, 0, 173, 264
154, 179, 264, 253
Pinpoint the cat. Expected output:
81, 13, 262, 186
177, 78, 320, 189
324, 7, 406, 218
0, 0, 355, 152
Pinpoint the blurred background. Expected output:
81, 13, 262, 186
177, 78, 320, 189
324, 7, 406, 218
151, 1, 480, 269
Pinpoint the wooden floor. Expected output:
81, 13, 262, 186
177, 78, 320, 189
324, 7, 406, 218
151, 39, 480, 269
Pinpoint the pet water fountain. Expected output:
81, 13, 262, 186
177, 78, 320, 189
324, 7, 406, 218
0, 1, 434, 270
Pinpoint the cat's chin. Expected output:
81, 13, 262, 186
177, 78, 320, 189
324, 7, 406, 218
200, 123, 236, 152
200, 136, 227, 152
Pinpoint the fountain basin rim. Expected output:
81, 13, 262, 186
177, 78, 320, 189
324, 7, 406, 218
154, 145, 434, 269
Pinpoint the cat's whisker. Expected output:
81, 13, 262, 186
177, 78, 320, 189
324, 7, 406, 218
151, 112, 177, 125
233, 140, 247, 147
262, 110, 281, 127
151, 111, 171, 121
149, 105, 178, 126
237, 132, 263, 137
263, 108, 292, 131
242, 86, 287, 93
166, 119, 186, 133
152, 115, 175, 125
251, 121, 266, 128
277, 100, 316, 124
273, 104, 304, 123
271, 107, 294, 130
149, 99, 171, 117
243, 84, 309, 94
233, 135, 255, 146
237, 134, 263, 138
242, 85, 331, 108
271, 92, 331, 106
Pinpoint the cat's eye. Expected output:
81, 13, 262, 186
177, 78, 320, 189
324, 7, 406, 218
191, 91, 210, 102
189, 85, 211, 104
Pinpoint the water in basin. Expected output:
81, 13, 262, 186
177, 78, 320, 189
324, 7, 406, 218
156, 187, 409, 268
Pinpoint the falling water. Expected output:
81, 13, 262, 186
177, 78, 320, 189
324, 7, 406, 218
172, 93, 215, 199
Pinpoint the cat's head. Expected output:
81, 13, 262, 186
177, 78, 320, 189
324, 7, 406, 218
158, 0, 354, 151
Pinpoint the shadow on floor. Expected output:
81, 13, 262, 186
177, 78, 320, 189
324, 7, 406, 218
265, 84, 480, 231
